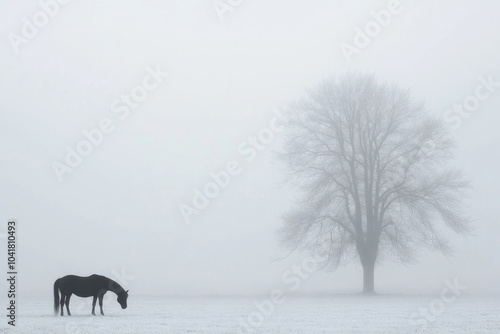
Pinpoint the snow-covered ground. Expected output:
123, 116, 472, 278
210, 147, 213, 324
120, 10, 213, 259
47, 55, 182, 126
1, 295, 498, 333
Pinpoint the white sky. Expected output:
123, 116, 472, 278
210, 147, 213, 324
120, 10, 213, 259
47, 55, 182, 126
0, 0, 499, 297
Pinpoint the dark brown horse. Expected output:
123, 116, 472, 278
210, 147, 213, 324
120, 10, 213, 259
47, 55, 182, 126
54, 274, 128, 316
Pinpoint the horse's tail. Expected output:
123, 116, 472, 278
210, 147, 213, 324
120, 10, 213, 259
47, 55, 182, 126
53, 279, 60, 315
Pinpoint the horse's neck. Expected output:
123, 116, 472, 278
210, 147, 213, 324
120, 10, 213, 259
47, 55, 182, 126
107, 278, 125, 295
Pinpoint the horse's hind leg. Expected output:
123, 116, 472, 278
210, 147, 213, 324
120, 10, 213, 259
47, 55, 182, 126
65, 294, 72, 316
92, 296, 97, 316
98, 294, 104, 316
60, 294, 65, 316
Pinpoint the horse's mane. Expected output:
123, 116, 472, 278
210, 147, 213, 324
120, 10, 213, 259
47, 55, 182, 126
107, 278, 126, 295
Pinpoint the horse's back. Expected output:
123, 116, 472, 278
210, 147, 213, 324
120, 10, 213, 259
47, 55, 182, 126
56, 274, 109, 297
59, 274, 103, 279
58, 274, 106, 283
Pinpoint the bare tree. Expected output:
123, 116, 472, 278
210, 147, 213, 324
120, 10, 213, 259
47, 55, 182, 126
277, 73, 471, 294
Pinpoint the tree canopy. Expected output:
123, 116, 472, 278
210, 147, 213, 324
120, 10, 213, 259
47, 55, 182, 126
278, 73, 471, 293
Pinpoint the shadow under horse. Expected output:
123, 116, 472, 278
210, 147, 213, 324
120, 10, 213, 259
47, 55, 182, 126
54, 274, 129, 316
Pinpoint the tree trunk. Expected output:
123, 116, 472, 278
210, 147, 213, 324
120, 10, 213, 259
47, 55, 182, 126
362, 259, 376, 294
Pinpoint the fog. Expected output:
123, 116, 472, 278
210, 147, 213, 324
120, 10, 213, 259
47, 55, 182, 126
0, 0, 499, 299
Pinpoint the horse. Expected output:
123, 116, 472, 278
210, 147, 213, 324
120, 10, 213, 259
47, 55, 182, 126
53, 274, 129, 316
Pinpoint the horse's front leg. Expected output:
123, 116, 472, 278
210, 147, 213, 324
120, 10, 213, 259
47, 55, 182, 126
98, 293, 105, 316
65, 294, 72, 316
92, 296, 97, 316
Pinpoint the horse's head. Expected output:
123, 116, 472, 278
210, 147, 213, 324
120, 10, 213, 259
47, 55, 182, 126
117, 290, 129, 309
